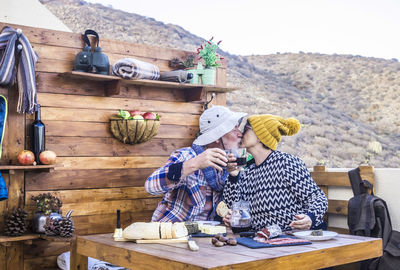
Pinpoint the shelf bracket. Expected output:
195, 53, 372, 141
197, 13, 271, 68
185, 87, 204, 102
105, 80, 122, 96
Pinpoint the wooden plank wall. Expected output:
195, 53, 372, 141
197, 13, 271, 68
0, 23, 227, 269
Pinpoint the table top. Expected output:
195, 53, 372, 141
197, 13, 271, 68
76, 233, 382, 270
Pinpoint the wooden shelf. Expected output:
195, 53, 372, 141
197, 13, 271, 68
0, 234, 40, 246
0, 164, 61, 174
39, 234, 75, 242
0, 234, 75, 246
59, 71, 240, 101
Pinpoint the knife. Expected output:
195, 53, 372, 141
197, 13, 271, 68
113, 209, 124, 241
187, 235, 199, 251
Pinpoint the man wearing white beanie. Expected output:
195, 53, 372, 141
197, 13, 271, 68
145, 106, 247, 222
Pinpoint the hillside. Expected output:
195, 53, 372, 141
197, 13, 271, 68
40, 0, 400, 168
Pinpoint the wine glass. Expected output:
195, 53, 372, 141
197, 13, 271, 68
225, 148, 247, 170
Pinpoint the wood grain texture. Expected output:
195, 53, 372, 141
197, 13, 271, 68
328, 199, 348, 215
24, 241, 69, 259
74, 233, 382, 270
7, 242, 23, 270
39, 107, 199, 126
37, 92, 202, 114
25, 168, 156, 190
26, 197, 160, 216
57, 156, 167, 170
26, 187, 159, 205
37, 72, 189, 101
44, 121, 198, 138
23, 255, 58, 270
72, 210, 154, 235
44, 137, 192, 157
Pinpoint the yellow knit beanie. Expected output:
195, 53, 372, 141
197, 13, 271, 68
248, 114, 300, 150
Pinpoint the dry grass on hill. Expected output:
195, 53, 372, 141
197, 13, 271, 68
41, 0, 400, 168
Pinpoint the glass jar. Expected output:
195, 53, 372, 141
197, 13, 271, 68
230, 200, 252, 233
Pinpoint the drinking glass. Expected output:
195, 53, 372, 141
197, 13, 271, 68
230, 200, 252, 233
225, 148, 247, 170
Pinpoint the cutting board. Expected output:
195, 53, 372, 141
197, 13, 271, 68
114, 237, 188, 243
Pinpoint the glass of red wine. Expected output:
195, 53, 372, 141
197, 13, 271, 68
225, 148, 247, 171
230, 200, 252, 234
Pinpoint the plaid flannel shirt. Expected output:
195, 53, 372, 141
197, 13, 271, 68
145, 147, 227, 222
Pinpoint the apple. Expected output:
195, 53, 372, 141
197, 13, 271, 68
131, 115, 144, 120
39, 150, 57, 165
17, 150, 35, 165
142, 112, 157, 120
129, 110, 143, 116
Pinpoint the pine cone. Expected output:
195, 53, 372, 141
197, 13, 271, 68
44, 216, 61, 236
59, 216, 74, 238
4, 208, 28, 236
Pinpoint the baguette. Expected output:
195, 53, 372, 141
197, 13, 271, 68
123, 222, 160, 240
171, 222, 188, 238
160, 222, 173, 239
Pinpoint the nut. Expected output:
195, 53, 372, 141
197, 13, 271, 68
213, 240, 225, 247
211, 237, 219, 244
227, 238, 237, 246
218, 236, 229, 242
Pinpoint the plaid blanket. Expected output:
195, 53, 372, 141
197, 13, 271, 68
112, 58, 160, 80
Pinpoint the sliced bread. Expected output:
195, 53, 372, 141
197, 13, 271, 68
171, 222, 188, 238
123, 222, 160, 240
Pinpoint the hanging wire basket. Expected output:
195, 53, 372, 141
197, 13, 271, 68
110, 117, 160, 144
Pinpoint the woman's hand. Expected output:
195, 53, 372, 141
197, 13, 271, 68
226, 153, 240, 176
289, 214, 312, 230
223, 209, 232, 227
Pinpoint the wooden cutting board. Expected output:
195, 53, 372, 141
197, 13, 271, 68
114, 237, 188, 243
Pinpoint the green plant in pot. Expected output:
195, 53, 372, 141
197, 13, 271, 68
31, 193, 62, 233
197, 37, 223, 85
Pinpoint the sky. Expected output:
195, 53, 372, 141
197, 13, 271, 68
86, 0, 400, 60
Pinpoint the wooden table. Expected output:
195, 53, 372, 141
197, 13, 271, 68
71, 233, 382, 270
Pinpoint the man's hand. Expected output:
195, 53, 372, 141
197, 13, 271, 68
182, 148, 228, 178
289, 214, 312, 230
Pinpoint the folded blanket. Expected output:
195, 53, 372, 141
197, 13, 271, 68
57, 251, 129, 270
112, 58, 160, 80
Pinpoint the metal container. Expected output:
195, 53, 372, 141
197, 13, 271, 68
33, 212, 62, 233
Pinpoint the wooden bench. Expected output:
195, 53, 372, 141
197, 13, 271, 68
311, 165, 374, 234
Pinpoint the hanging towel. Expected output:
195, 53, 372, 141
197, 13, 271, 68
0, 95, 8, 200
0, 26, 38, 114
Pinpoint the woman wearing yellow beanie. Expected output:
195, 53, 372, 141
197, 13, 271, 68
222, 114, 328, 231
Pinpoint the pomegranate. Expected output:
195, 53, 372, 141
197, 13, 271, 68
39, 150, 57, 165
17, 150, 35, 165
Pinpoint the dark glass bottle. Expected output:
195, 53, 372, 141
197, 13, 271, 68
32, 104, 45, 164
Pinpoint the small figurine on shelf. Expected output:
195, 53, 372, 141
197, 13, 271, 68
31, 193, 62, 233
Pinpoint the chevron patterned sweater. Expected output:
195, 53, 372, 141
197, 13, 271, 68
223, 150, 328, 231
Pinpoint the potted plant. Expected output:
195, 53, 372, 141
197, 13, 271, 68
31, 193, 62, 233
196, 37, 224, 85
